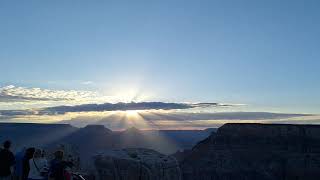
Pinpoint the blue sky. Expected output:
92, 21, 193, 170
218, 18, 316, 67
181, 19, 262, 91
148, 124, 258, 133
0, 0, 320, 116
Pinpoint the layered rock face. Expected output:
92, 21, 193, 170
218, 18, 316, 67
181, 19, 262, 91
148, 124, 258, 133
180, 123, 320, 180
94, 148, 181, 180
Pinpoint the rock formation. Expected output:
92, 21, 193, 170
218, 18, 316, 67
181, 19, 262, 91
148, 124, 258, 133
179, 123, 320, 180
94, 148, 181, 180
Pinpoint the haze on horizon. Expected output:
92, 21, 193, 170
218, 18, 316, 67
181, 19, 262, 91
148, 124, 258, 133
0, 0, 320, 129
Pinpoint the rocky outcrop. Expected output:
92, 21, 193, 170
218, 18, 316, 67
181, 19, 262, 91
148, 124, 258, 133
180, 123, 320, 180
94, 148, 181, 180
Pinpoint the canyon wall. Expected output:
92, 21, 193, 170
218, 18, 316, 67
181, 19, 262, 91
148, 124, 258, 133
179, 123, 320, 180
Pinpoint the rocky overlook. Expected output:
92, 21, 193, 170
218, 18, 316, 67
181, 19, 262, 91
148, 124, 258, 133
94, 148, 181, 180
179, 123, 320, 180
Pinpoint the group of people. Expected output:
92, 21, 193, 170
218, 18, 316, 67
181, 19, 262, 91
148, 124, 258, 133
0, 140, 74, 180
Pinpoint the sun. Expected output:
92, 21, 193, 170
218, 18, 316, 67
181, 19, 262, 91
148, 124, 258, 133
124, 110, 140, 118
113, 110, 151, 129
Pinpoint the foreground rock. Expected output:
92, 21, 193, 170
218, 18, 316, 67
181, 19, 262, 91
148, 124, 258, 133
179, 123, 320, 180
94, 148, 181, 180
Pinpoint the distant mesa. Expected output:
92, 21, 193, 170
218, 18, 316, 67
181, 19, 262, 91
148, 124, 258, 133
0, 122, 214, 158
123, 126, 142, 134
82, 124, 112, 133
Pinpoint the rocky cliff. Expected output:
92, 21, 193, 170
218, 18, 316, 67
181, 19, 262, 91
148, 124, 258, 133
179, 123, 320, 180
94, 148, 181, 180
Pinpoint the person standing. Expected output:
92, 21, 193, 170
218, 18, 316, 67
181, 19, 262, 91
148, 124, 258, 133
14, 147, 26, 180
49, 151, 73, 180
22, 148, 35, 180
28, 149, 48, 180
0, 140, 15, 180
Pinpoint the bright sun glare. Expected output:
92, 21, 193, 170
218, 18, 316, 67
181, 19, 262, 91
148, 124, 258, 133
124, 110, 140, 117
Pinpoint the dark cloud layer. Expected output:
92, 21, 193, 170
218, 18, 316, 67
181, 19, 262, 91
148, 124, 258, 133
40, 102, 221, 115
0, 102, 221, 116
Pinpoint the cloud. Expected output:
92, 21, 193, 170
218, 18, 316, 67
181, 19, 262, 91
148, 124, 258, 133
0, 105, 314, 130
0, 102, 227, 116
0, 85, 99, 103
40, 102, 232, 115
0, 85, 317, 130
81, 81, 94, 85
0, 110, 34, 116
133, 111, 310, 121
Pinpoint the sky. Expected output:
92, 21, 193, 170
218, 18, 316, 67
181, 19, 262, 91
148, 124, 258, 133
0, 0, 320, 129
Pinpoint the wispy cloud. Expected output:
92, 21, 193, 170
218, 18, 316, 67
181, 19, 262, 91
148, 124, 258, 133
81, 81, 94, 85
0, 85, 98, 103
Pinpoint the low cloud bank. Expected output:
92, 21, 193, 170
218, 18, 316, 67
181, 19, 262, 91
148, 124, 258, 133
41, 102, 224, 114
0, 102, 226, 116
0, 108, 315, 130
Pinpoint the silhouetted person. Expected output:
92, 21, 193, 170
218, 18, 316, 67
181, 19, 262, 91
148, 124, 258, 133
28, 149, 48, 180
22, 148, 35, 180
0, 140, 15, 180
49, 150, 73, 180
14, 147, 26, 180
